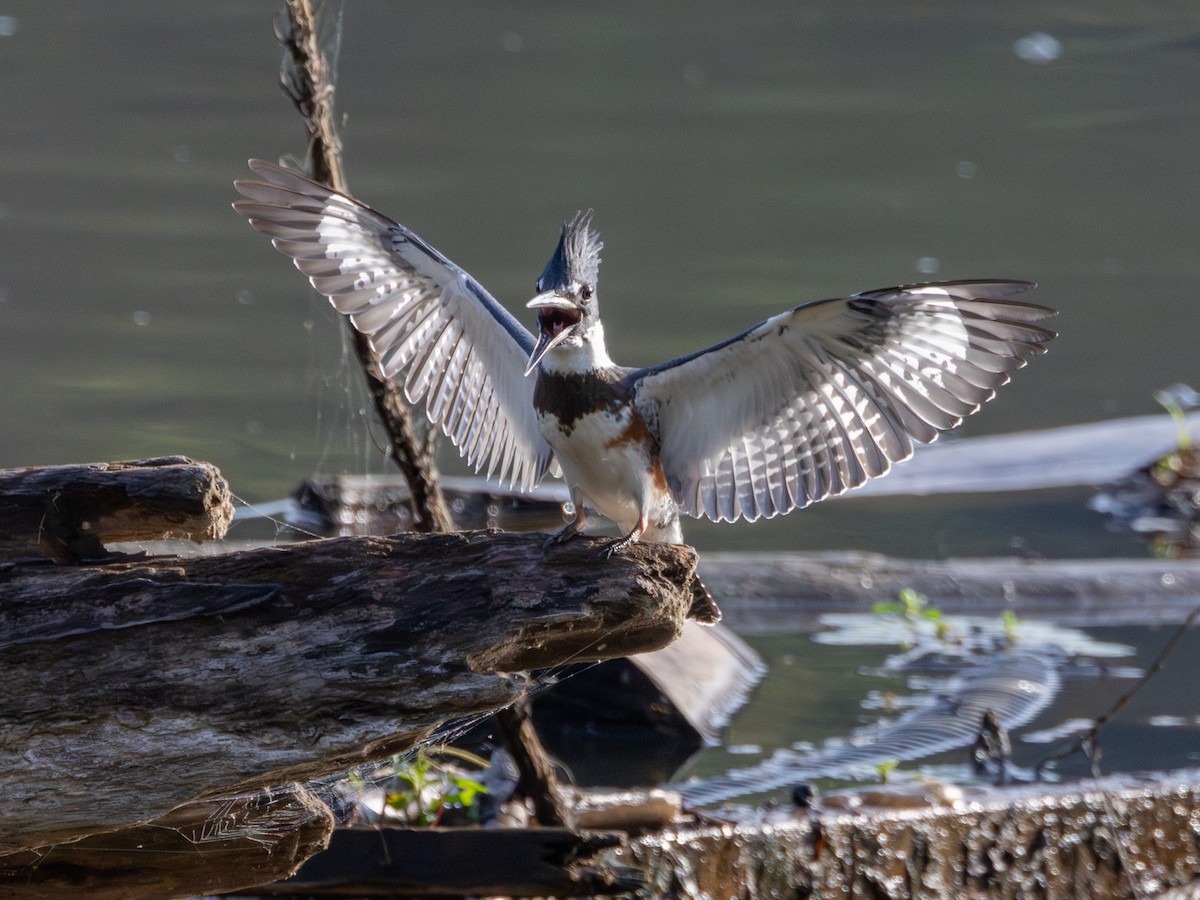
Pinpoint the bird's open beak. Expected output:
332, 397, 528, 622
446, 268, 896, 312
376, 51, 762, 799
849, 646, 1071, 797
524, 292, 583, 376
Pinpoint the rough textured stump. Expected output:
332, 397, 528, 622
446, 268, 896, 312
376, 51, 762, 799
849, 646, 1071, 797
0, 531, 708, 851
613, 771, 1200, 898
0, 456, 232, 561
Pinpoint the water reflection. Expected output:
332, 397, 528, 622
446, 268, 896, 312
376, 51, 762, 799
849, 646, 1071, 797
679, 620, 1200, 800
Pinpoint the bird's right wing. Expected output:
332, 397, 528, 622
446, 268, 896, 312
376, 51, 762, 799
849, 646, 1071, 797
632, 281, 1056, 522
233, 160, 555, 490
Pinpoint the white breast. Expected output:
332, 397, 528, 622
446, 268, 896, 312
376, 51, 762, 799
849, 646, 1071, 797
539, 406, 680, 541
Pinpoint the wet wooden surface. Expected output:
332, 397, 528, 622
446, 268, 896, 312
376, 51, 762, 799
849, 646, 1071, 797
0, 786, 333, 900
246, 826, 643, 898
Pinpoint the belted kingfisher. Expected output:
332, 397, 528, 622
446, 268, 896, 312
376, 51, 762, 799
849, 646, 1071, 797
235, 161, 1056, 555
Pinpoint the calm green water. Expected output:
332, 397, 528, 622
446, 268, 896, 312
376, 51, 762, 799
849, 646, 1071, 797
2, 2, 1197, 560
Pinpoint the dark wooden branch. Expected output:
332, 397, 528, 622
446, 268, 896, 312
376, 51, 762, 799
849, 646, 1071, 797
0, 532, 706, 851
277, 0, 453, 533
0, 457, 232, 562
496, 697, 574, 828
277, 0, 345, 193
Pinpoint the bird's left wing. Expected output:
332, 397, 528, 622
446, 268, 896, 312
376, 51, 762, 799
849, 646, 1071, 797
631, 281, 1056, 522
233, 160, 555, 490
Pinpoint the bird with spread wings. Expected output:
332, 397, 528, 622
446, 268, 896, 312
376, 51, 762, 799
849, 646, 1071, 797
234, 160, 1056, 534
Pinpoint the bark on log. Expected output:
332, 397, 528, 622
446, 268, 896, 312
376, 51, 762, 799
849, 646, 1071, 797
0, 457, 232, 561
0, 531, 707, 851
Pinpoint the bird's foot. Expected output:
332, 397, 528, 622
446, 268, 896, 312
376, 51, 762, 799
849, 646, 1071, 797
600, 531, 639, 559
543, 524, 583, 551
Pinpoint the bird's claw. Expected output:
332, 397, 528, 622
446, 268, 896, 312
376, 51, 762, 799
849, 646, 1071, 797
543, 527, 582, 551
600, 532, 637, 559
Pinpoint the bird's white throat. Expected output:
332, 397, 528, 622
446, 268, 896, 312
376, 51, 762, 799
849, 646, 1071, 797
541, 320, 614, 374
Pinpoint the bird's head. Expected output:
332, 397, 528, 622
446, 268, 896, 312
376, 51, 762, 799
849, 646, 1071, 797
524, 210, 603, 375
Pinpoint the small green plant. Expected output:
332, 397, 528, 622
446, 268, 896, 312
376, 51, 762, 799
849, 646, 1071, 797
1001, 609, 1020, 647
873, 588, 950, 646
874, 759, 900, 784
380, 746, 490, 826
872, 587, 940, 623
1154, 383, 1199, 452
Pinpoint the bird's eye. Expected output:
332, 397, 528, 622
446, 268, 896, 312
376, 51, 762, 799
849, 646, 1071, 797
580, 284, 593, 300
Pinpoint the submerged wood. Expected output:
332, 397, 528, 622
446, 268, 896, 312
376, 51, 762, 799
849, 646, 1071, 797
292, 473, 570, 534
0, 456, 232, 561
0, 531, 706, 851
617, 770, 1200, 899
854, 410, 1200, 497
702, 551, 1200, 631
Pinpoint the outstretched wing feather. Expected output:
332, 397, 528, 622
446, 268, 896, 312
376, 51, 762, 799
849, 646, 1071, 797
234, 160, 556, 489
633, 281, 1055, 522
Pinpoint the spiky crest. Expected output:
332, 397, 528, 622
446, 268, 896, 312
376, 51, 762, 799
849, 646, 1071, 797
536, 210, 602, 293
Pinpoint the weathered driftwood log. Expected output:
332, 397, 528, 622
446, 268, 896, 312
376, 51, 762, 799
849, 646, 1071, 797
0, 786, 333, 900
0, 456, 232, 561
0, 531, 707, 851
614, 771, 1200, 899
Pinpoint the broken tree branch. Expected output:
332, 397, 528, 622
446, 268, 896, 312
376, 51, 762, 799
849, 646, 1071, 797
0, 456, 232, 562
276, 0, 452, 532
